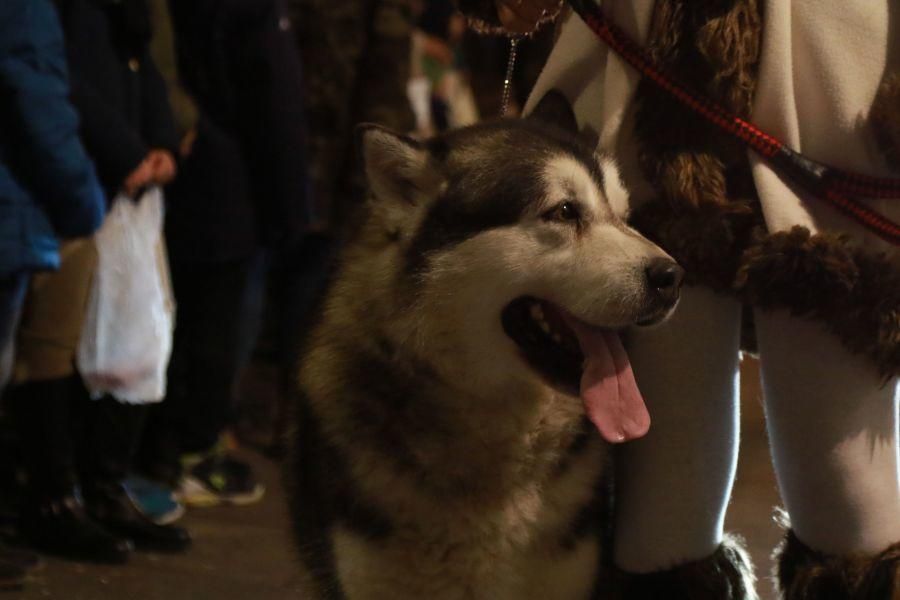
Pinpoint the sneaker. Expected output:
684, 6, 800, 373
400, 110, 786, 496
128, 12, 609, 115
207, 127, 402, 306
177, 453, 265, 508
123, 476, 185, 526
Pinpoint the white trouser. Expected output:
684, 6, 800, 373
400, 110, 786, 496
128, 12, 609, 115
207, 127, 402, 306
613, 286, 900, 572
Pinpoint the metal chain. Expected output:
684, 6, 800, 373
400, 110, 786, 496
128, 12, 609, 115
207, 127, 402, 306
500, 36, 520, 117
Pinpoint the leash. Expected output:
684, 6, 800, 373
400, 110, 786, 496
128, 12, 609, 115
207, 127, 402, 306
556, 0, 900, 245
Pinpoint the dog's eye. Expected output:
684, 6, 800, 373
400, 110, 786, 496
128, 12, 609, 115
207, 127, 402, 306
544, 201, 581, 223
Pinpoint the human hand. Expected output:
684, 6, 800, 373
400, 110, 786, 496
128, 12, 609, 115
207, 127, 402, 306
494, 0, 563, 34
122, 155, 156, 197
147, 149, 177, 185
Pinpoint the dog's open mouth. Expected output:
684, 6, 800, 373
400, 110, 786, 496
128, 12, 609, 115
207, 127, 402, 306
501, 297, 651, 444
501, 297, 584, 395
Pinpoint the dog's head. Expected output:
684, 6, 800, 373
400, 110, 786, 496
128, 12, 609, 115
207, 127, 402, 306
353, 92, 683, 441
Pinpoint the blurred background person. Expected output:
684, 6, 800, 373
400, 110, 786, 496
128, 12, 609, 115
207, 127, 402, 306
236, 0, 418, 459
135, 0, 310, 508
289, 0, 415, 231
414, 0, 478, 133
0, 0, 106, 587
5, 0, 188, 565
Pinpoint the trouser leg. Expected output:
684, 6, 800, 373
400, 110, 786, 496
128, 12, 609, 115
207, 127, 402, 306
138, 256, 257, 482
12, 239, 96, 385
756, 309, 899, 598
606, 286, 756, 598
615, 286, 743, 570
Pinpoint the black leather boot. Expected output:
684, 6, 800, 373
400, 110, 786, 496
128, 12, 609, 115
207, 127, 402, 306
7, 378, 133, 564
19, 494, 133, 564
83, 481, 191, 553
78, 396, 190, 553
6, 377, 80, 497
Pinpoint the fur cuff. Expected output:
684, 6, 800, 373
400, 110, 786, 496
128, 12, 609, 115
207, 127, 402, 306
775, 528, 900, 599
602, 534, 758, 599
629, 199, 760, 293
631, 195, 900, 379
735, 227, 900, 380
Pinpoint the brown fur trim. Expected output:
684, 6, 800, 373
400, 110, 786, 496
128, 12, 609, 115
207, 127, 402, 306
693, 1, 761, 116
871, 73, 900, 169
644, 0, 760, 116
601, 534, 759, 599
634, 0, 762, 210
628, 197, 899, 375
629, 198, 762, 292
659, 152, 730, 208
734, 227, 900, 379
774, 515, 900, 599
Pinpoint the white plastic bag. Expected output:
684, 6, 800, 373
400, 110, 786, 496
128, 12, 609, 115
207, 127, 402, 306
77, 187, 174, 404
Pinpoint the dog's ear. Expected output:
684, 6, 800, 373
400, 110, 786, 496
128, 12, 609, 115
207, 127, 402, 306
528, 90, 578, 136
357, 124, 437, 206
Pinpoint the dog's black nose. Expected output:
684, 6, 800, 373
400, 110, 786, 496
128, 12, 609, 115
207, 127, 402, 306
645, 258, 685, 304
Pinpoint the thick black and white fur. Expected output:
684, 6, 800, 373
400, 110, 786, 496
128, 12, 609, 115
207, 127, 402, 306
287, 92, 679, 600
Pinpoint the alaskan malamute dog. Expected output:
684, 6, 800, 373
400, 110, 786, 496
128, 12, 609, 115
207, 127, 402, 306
288, 92, 683, 599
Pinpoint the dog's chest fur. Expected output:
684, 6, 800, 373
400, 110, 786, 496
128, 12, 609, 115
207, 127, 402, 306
292, 332, 609, 600
331, 447, 606, 600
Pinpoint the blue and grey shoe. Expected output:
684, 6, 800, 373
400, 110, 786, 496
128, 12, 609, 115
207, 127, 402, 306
123, 476, 185, 526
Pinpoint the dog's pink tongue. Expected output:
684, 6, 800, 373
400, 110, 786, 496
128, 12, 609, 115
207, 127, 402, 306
562, 315, 650, 444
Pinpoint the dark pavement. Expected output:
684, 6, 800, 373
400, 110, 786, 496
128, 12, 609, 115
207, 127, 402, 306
9, 451, 305, 599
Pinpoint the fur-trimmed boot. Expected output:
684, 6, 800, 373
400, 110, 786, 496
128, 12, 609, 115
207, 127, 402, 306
602, 534, 759, 599
775, 529, 900, 599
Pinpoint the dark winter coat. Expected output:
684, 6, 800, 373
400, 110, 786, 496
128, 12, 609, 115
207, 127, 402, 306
165, 0, 311, 262
0, 0, 105, 277
54, 0, 178, 197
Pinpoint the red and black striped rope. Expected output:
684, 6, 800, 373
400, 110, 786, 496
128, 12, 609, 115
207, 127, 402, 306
567, 0, 900, 245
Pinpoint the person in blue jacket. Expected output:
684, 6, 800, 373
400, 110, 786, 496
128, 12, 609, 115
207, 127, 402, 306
0, 0, 105, 384
0, 0, 105, 587
5, 0, 190, 566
